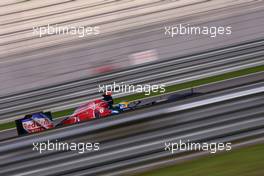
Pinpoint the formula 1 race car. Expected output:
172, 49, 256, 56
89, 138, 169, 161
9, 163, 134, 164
15, 99, 144, 135
16, 99, 122, 135
15, 89, 195, 135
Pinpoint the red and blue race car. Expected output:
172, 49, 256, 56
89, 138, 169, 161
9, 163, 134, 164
15, 89, 195, 135
15, 99, 121, 135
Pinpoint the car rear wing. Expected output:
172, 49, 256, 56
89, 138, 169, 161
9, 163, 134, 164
15, 112, 53, 136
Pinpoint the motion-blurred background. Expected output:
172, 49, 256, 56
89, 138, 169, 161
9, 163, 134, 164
1, 0, 263, 95
0, 0, 263, 176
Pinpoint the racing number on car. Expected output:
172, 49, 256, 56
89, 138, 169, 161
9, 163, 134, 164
99, 108, 104, 113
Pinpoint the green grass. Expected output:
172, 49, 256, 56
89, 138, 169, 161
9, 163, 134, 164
0, 121, 16, 131
0, 65, 263, 131
52, 108, 75, 118
137, 144, 264, 176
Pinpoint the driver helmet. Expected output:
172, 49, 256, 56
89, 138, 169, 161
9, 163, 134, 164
103, 91, 112, 96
